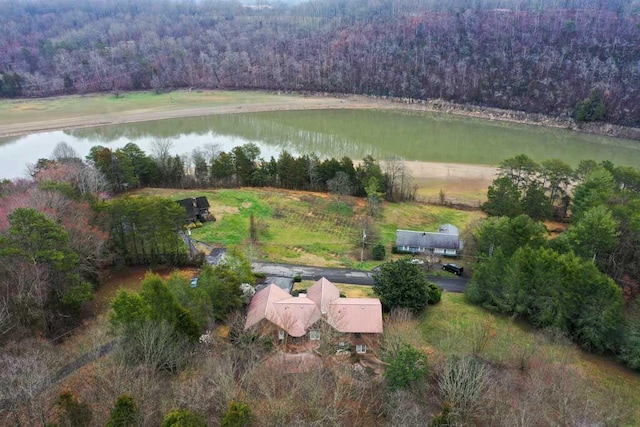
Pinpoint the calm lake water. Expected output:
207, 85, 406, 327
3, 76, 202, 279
1, 109, 639, 180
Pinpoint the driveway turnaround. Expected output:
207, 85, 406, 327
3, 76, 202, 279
251, 261, 468, 293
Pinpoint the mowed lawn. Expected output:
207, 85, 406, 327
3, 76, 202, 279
0, 90, 299, 126
133, 187, 484, 268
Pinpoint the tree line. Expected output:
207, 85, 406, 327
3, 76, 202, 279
1, 0, 639, 126
482, 154, 640, 287
85, 140, 417, 202
471, 155, 640, 369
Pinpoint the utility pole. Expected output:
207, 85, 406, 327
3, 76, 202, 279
361, 229, 367, 264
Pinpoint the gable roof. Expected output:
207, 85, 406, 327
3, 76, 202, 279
244, 284, 321, 337
395, 229, 462, 250
306, 277, 340, 314
272, 297, 321, 337
327, 298, 383, 333
195, 196, 210, 209
176, 198, 197, 219
244, 284, 291, 331
245, 277, 383, 336
176, 196, 210, 220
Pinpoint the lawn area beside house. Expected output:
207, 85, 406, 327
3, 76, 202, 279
294, 280, 377, 298
133, 187, 484, 268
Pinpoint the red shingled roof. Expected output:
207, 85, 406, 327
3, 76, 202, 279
244, 278, 383, 337
327, 298, 383, 333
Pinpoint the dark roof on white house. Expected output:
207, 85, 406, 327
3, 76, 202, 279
395, 229, 462, 250
438, 223, 459, 235
177, 196, 211, 221
195, 196, 210, 209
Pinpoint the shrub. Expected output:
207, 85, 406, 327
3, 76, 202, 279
575, 89, 606, 122
426, 283, 442, 305
293, 274, 302, 283
383, 343, 428, 390
57, 391, 92, 427
429, 403, 452, 426
161, 408, 206, 427
372, 243, 386, 260
221, 401, 251, 427
107, 394, 139, 427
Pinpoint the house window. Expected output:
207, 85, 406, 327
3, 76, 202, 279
278, 330, 285, 341
356, 344, 367, 354
309, 330, 321, 341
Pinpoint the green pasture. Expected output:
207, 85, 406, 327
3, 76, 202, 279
133, 187, 482, 268
0, 90, 298, 126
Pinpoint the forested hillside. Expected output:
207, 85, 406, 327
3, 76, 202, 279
1, 0, 639, 126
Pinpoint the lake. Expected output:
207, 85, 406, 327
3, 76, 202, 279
1, 109, 639, 180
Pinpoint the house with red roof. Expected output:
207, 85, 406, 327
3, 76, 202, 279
245, 277, 383, 353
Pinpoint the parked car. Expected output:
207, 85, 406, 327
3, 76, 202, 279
442, 263, 463, 275
409, 258, 425, 265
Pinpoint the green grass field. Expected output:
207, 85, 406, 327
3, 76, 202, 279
414, 293, 640, 424
294, 280, 377, 298
0, 90, 300, 126
134, 187, 483, 268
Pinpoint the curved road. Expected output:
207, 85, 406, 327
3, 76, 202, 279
251, 261, 468, 293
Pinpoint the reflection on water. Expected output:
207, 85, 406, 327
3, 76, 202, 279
1, 109, 639, 180
65, 113, 382, 161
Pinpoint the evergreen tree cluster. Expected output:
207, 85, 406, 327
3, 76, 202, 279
471, 156, 640, 368
86, 141, 416, 202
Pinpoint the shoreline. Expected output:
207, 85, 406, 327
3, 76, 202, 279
1, 90, 639, 141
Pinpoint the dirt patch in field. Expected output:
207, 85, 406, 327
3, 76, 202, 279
211, 205, 240, 221
402, 161, 498, 182
92, 266, 199, 315
403, 161, 497, 205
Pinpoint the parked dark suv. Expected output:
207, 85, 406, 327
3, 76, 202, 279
442, 263, 464, 276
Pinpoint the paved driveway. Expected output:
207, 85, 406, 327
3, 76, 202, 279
251, 261, 468, 293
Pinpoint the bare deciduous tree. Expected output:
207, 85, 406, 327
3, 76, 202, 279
384, 157, 416, 202
115, 321, 191, 373
437, 356, 489, 423
0, 340, 58, 426
51, 142, 79, 162
327, 171, 353, 196
74, 165, 110, 196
